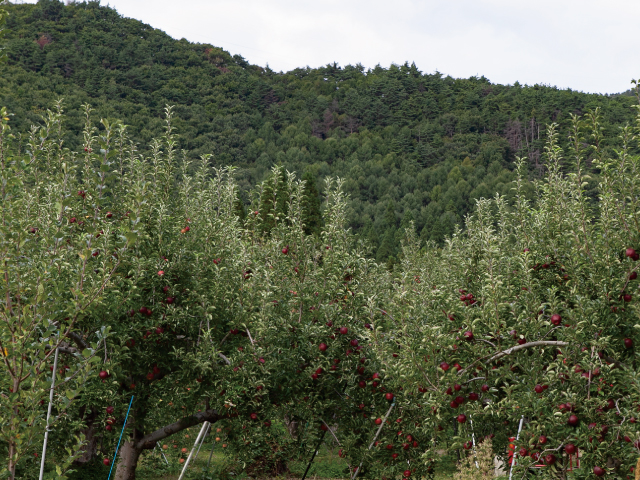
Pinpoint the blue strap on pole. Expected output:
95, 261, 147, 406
107, 396, 134, 480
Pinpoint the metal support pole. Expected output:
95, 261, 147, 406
508, 416, 525, 480
156, 442, 169, 465
38, 347, 59, 480
177, 421, 209, 480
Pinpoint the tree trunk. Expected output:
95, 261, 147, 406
114, 440, 142, 480
75, 409, 98, 464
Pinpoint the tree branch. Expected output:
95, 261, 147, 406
458, 341, 569, 376
137, 408, 221, 450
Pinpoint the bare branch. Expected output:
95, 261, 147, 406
137, 409, 221, 450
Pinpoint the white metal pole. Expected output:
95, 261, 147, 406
156, 442, 169, 465
193, 423, 210, 462
39, 347, 59, 480
177, 421, 209, 480
470, 417, 479, 469
508, 416, 525, 480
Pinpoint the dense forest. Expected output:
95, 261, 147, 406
2, 0, 638, 263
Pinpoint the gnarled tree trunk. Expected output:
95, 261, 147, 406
114, 440, 142, 480
112, 408, 221, 480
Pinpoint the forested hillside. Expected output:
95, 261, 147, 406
2, 0, 637, 262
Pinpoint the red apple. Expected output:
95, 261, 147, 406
106, 212, 113, 218
469, 392, 479, 401
455, 396, 465, 405
106, 425, 112, 432
550, 314, 562, 325
106, 406, 114, 414
624, 338, 633, 349
457, 414, 467, 424
403, 470, 411, 477
440, 362, 450, 371
375, 418, 382, 425
450, 401, 458, 409
386, 444, 393, 450
545, 454, 556, 465
593, 466, 605, 477
281, 246, 289, 255
358, 381, 366, 388
564, 443, 576, 454
463, 331, 474, 341
534, 384, 544, 394
517, 338, 526, 345
103, 458, 110, 466
454, 383, 461, 391
631, 271, 638, 280
624, 293, 632, 302
539, 435, 547, 444
99, 371, 108, 380
250, 413, 258, 420
567, 414, 579, 426
626, 248, 637, 258
481, 384, 489, 392
350, 339, 359, 347
319, 343, 328, 352
385, 393, 394, 401
339, 327, 348, 335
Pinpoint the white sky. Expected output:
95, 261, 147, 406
19, 0, 640, 93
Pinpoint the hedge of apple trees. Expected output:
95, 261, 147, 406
3, 95, 640, 480
369, 111, 640, 479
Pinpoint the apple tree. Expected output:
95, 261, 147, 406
371, 108, 640, 479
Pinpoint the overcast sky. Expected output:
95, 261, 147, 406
21, 0, 640, 94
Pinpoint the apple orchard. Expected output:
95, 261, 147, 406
2, 99, 640, 480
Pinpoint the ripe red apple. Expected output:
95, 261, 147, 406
567, 414, 579, 426
129, 383, 135, 389
385, 393, 394, 401
534, 384, 544, 394
106, 406, 114, 414
457, 414, 467, 424
105, 425, 112, 432
550, 314, 562, 326
358, 381, 366, 388
625, 338, 633, 348
319, 343, 328, 352
631, 271, 638, 280
593, 466, 605, 477
99, 370, 108, 380
375, 418, 382, 425
519, 447, 528, 457
103, 458, 110, 466
463, 331, 474, 341
481, 384, 489, 392
624, 293, 633, 302
625, 436, 632, 442
626, 248, 637, 258
250, 413, 258, 420
339, 327, 348, 335
440, 362, 450, 371
564, 443, 576, 454
350, 339, 359, 347
463, 441, 471, 450
469, 392, 479, 401
386, 444, 393, 450
281, 246, 289, 255
517, 338, 526, 345
523, 248, 530, 252
539, 435, 547, 444
454, 383, 461, 391
450, 400, 458, 408
455, 396, 464, 405
446, 387, 453, 395
545, 454, 556, 465
403, 470, 411, 477
372, 372, 379, 379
